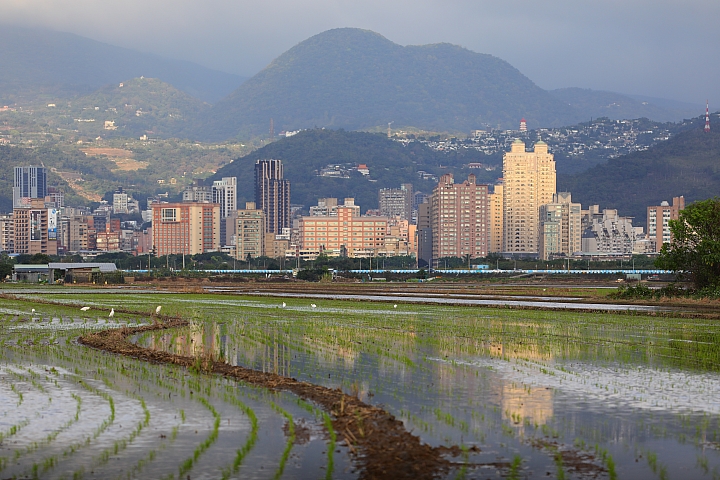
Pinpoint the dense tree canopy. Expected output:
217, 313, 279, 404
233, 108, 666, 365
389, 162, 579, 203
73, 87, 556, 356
656, 198, 720, 290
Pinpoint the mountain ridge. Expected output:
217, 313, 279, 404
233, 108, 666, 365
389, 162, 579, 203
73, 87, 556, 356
195, 28, 582, 140
0, 25, 246, 104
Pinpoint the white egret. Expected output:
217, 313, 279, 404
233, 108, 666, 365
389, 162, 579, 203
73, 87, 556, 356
31, 308, 35, 314
109, 308, 115, 318
393, 304, 397, 308
155, 305, 162, 314
80, 306, 90, 311
282, 302, 286, 308
311, 304, 317, 308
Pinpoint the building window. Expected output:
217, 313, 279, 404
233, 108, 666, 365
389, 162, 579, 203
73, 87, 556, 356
161, 208, 178, 222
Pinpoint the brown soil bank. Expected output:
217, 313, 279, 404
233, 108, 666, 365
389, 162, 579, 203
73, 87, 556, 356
79, 318, 480, 479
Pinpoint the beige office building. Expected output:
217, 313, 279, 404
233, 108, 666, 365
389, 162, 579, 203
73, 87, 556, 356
488, 183, 504, 253
539, 192, 582, 260
502, 140, 556, 256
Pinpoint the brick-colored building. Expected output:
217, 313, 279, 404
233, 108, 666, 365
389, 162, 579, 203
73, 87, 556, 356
13, 198, 57, 255
430, 173, 489, 261
152, 202, 220, 256
299, 202, 387, 257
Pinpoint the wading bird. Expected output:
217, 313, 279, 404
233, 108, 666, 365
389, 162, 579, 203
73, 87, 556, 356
80, 306, 90, 311
109, 308, 115, 318
156, 305, 162, 314
311, 304, 317, 308
282, 302, 286, 308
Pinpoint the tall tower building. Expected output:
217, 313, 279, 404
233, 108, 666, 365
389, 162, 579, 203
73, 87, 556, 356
519, 118, 527, 132
502, 139, 556, 257
13, 166, 47, 208
416, 202, 433, 268
254, 160, 290, 235
430, 173, 489, 262
212, 177, 237, 246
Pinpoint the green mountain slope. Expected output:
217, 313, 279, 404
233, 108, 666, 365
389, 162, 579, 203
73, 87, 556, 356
210, 129, 493, 211
197, 28, 582, 140
558, 117, 720, 224
0, 25, 245, 103
0, 145, 95, 212
42, 78, 210, 138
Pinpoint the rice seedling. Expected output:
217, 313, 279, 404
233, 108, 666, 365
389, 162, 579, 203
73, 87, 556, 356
3, 287, 720, 478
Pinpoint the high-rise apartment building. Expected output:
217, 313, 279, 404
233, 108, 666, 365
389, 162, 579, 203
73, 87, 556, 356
59, 215, 90, 253
152, 202, 220, 256
235, 202, 265, 260
212, 177, 237, 219
539, 192, 582, 260
416, 202, 433, 268
502, 140, 556, 257
13, 166, 47, 208
430, 173, 489, 261
0, 213, 14, 253
647, 196, 685, 253
13, 198, 57, 255
488, 183, 504, 253
212, 177, 237, 246
379, 184, 413, 220
113, 187, 129, 214
254, 159, 290, 234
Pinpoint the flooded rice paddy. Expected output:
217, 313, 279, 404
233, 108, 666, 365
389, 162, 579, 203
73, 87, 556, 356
2, 289, 720, 479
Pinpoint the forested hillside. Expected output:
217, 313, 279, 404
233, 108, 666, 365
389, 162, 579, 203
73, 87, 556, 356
210, 129, 495, 211
559, 119, 720, 223
196, 28, 581, 140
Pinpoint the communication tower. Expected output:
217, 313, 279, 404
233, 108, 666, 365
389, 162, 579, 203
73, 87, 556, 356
706, 101, 711, 132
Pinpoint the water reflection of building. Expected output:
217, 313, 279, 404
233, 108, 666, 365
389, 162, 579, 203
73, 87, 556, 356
500, 384, 553, 427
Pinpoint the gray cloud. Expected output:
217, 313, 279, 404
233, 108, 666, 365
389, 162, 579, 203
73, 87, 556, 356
1, 0, 717, 106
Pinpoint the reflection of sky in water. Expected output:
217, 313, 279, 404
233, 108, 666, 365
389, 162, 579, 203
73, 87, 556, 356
1, 321, 356, 480
142, 310, 720, 479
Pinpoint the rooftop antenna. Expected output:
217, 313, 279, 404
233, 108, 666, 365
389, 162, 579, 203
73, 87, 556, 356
705, 100, 711, 132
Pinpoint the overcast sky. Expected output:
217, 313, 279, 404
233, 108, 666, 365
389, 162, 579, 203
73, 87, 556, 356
2, 0, 718, 106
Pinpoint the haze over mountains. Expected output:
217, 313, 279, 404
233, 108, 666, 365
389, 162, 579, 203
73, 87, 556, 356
0, 25, 246, 104
197, 28, 700, 140
0, 25, 703, 142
